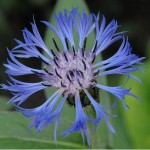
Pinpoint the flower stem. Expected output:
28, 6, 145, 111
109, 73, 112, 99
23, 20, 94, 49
85, 103, 113, 149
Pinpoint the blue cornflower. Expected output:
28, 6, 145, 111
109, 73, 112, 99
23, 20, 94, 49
1, 8, 144, 146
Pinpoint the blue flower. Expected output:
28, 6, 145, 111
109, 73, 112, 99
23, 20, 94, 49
1, 8, 144, 147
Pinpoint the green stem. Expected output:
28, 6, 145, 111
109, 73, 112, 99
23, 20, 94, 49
85, 104, 113, 149
83, 55, 114, 148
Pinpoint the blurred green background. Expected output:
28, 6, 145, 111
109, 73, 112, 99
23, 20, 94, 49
0, 0, 150, 149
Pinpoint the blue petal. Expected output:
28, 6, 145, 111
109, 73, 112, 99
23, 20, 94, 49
96, 83, 130, 109
27, 89, 65, 132
43, 8, 77, 51
15, 89, 61, 117
93, 38, 145, 81
21, 21, 53, 58
75, 12, 95, 49
13, 35, 51, 64
5, 50, 44, 76
84, 89, 116, 134
1, 76, 47, 105
62, 91, 91, 147
93, 14, 123, 55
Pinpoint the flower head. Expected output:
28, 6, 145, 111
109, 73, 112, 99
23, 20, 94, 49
1, 8, 144, 147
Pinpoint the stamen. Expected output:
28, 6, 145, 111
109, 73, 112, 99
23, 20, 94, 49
41, 82, 51, 87
43, 68, 53, 75
51, 49, 59, 60
82, 60, 86, 70
91, 54, 96, 63
92, 40, 98, 53
83, 37, 87, 49
76, 70, 84, 78
54, 57, 60, 68
38, 56, 49, 65
68, 70, 74, 78
51, 49, 56, 57
67, 74, 72, 82
81, 48, 85, 57
61, 81, 66, 87
52, 37, 60, 52
63, 52, 68, 62
55, 69, 62, 79
77, 79, 82, 87
72, 46, 76, 56
31, 70, 44, 75
65, 37, 69, 50
94, 69, 100, 76
79, 70, 84, 77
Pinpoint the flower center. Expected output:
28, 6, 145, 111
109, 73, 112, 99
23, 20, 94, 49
44, 51, 98, 96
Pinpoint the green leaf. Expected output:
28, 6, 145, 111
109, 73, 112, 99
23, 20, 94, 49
112, 103, 133, 148
0, 111, 87, 149
119, 62, 150, 148
0, 96, 12, 111
0, 138, 82, 149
